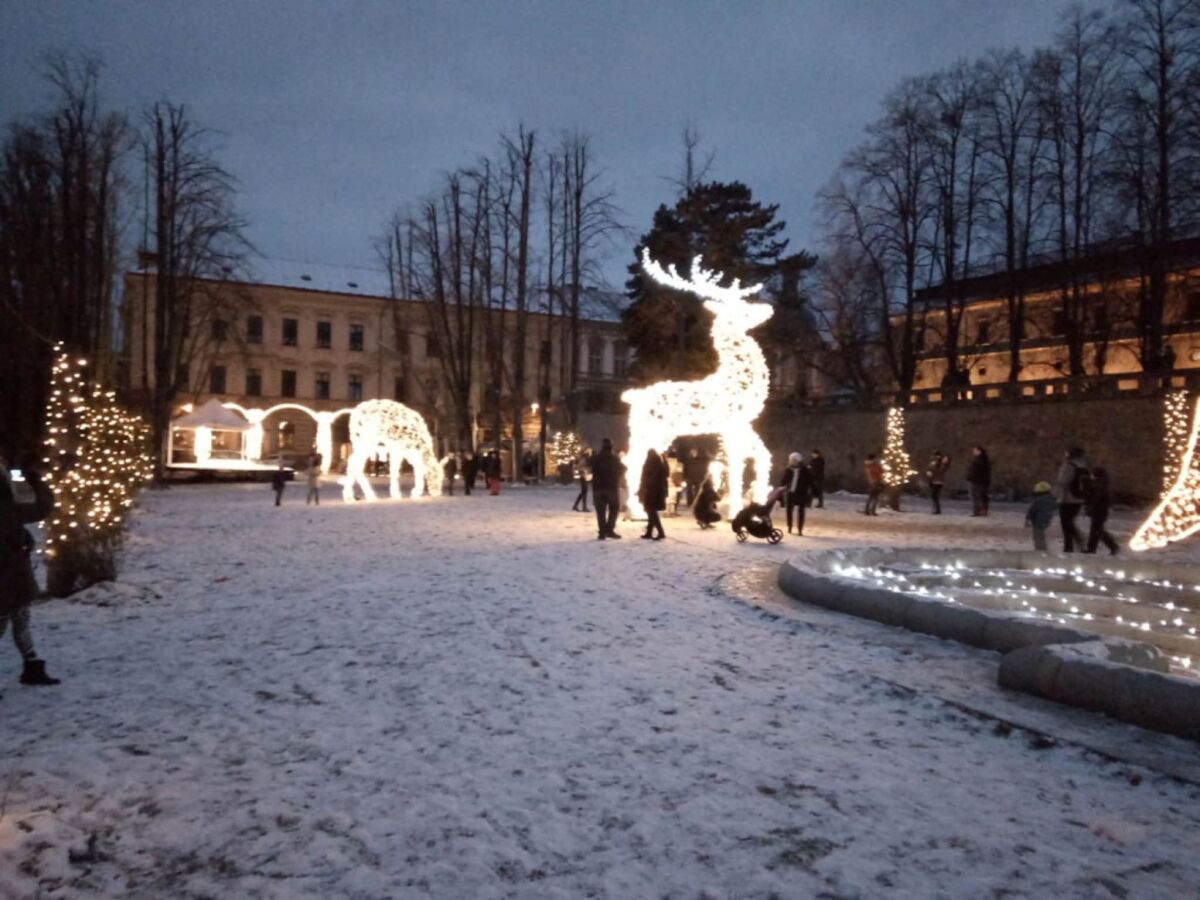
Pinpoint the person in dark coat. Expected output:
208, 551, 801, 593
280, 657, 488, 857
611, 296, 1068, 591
693, 474, 721, 528
271, 460, 288, 506
486, 451, 502, 495
637, 448, 669, 540
966, 446, 991, 517
573, 448, 592, 512
461, 452, 476, 495
683, 448, 709, 507
1084, 466, 1119, 555
1054, 446, 1090, 551
0, 454, 60, 685
778, 452, 813, 535
442, 453, 459, 496
927, 450, 951, 515
590, 438, 624, 539
808, 449, 825, 509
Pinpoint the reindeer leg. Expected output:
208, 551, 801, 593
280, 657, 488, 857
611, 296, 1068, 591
409, 450, 426, 499
748, 430, 772, 504
388, 445, 402, 499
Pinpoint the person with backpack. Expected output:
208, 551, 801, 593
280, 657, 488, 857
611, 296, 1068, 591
966, 446, 991, 517
1084, 466, 1119, 555
1024, 481, 1057, 551
927, 450, 951, 515
1054, 446, 1089, 552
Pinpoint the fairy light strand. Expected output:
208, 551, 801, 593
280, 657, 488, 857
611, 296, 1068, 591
342, 399, 441, 501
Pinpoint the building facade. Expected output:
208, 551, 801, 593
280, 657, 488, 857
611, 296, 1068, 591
122, 258, 633, 472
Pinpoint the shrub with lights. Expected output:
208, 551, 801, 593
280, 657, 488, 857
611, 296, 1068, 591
880, 406, 915, 509
41, 347, 153, 596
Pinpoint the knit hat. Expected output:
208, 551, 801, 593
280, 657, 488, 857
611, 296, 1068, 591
788, 452, 802, 464
1034, 481, 1051, 494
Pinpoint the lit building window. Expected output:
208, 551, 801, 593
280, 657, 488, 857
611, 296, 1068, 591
277, 420, 295, 450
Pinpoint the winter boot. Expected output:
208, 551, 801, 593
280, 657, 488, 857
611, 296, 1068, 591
20, 659, 61, 686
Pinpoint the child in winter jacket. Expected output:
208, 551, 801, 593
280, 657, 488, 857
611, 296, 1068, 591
1025, 481, 1057, 552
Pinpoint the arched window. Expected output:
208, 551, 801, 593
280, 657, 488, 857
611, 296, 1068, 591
277, 420, 295, 451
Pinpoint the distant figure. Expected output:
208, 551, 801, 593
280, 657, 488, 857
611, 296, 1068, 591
778, 451, 812, 535
573, 448, 592, 512
522, 450, 538, 484
590, 438, 625, 540
1054, 446, 1089, 552
808, 449, 825, 509
638, 449, 669, 540
305, 451, 322, 505
863, 453, 883, 516
668, 452, 687, 515
486, 451, 502, 496
461, 451, 476, 495
683, 448, 709, 507
442, 453, 459, 496
0, 453, 60, 685
693, 473, 721, 529
1085, 466, 1119, 555
272, 459, 288, 506
927, 450, 951, 515
1025, 481, 1056, 552
966, 446, 991, 517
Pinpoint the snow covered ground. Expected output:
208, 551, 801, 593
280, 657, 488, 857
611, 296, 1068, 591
2, 483, 1199, 898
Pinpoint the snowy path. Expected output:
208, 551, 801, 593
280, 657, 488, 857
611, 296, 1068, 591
1, 485, 1198, 898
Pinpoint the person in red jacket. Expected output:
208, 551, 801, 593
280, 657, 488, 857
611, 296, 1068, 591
863, 453, 884, 516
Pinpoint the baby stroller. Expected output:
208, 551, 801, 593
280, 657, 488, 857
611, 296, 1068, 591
731, 498, 784, 544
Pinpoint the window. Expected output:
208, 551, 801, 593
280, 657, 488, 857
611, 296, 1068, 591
613, 340, 629, 377
317, 320, 331, 348
393, 375, 407, 402
348, 373, 363, 401
245, 368, 262, 397
211, 318, 227, 341
426, 332, 441, 358
588, 338, 605, 375
246, 315, 263, 344
975, 319, 991, 345
349, 323, 364, 351
315, 371, 330, 400
281, 369, 296, 397
282, 317, 298, 347
209, 365, 226, 394
277, 420, 295, 450
1186, 291, 1200, 321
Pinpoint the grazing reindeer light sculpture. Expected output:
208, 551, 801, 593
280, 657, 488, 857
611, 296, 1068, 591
343, 399, 441, 502
623, 249, 774, 518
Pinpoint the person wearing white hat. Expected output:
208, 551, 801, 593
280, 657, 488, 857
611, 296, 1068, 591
777, 451, 813, 535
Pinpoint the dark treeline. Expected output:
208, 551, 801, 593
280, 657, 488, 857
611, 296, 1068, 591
0, 53, 250, 469
813, 0, 1200, 399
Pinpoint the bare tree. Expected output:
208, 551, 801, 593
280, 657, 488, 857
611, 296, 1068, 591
140, 101, 251, 480
667, 121, 717, 196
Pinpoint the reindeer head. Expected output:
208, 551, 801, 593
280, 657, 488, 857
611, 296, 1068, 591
641, 249, 773, 330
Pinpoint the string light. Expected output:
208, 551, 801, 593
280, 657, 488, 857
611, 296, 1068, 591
623, 250, 773, 518
40, 345, 153, 591
552, 431, 583, 468
880, 407, 915, 487
342, 399, 440, 501
1162, 389, 1189, 496
1133, 395, 1200, 550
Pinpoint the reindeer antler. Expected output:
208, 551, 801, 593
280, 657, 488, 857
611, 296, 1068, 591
641, 248, 763, 303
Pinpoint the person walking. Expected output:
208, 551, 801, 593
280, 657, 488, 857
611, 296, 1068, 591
1084, 466, 1119, 555
461, 452, 476, 495
966, 446, 991, 517
808, 449, 825, 509
863, 453, 884, 516
590, 438, 624, 540
1054, 446, 1089, 552
440, 453, 458, 496
272, 459, 288, 506
927, 450, 951, 515
486, 451, 502, 496
1025, 481, 1057, 551
779, 452, 813, 535
683, 448, 708, 507
572, 448, 592, 512
0, 454, 60, 686
638, 448, 669, 540
305, 451, 322, 505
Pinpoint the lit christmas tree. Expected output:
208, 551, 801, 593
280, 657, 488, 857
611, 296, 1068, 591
552, 431, 583, 468
880, 406, 915, 488
41, 345, 153, 596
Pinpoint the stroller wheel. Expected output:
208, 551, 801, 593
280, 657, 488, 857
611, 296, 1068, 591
768, 528, 784, 544
736, 530, 748, 543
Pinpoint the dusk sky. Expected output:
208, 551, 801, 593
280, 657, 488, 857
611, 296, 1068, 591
2, 0, 1076, 287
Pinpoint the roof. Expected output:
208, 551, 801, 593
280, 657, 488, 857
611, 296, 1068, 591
173, 398, 251, 430
132, 256, 628, 324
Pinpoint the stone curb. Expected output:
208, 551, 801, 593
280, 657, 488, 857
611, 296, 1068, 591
778, 552, 1200, 743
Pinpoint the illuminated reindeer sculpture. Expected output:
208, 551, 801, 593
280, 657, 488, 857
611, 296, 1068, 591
623, 250, 774, 518
1132, 395, 1200, 549
343, 399, 441, 501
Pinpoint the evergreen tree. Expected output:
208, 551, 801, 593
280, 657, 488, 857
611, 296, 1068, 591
622, 182, 790, 381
